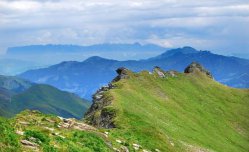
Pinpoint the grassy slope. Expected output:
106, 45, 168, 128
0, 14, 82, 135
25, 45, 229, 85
103, 71, 249, 152
0, 110, 112, 152
0, 117, 20, 152
9, 84, 90, 119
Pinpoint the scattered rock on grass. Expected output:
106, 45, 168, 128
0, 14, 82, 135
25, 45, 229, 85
44, 127, 54, 131
19, 121, 29, 125
121, 146, 129, 152
170, 141, 175, 146
116, 139, 122, 144
21, 140, 38, 147
133, 143, 141, 150
153, 66, 165, 78
16, 130, 24, 135
104, 131, 109, 135
113, 147, 120, 152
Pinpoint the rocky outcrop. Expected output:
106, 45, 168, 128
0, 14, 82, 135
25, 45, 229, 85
21, 139, 39, 150
112, 67, 130, 82
153, 66, 179, 78
153, 66, 165, 78
57, 116, 96, 131
184, 62, 213, 79
165, 70, 178, 77
84, 68, 129, 128
21, 140, 37, 146
84, 84, 116, 128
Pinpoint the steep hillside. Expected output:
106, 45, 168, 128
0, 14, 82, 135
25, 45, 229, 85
0, 75, 33, 117
19, 47, 249, 99
0, 88, 13, 117
85, 63, 249, 152
0, 75, 33, 94
0, 75, 90, 119
9, 84, 90, 119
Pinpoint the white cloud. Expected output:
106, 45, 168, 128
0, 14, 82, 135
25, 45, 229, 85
0, 0, 249, 55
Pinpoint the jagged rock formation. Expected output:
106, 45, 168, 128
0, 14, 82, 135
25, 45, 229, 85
84, 84, 117, 128
112, 67, 130, 82
85, 67, 132, 128
184, 62, 213, 79
153, 66, 165, 78
153, 66, 179, 78
84, 81, 117, 127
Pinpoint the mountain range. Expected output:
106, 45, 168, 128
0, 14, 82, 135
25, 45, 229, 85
1, 63, 248, 152
19, 46, 249, 99
1, 43, 166, 75
0, 75, 89, 118
5, 43, 166, 64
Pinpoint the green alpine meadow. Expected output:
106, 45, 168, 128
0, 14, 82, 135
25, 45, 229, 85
1, 63, 248, 152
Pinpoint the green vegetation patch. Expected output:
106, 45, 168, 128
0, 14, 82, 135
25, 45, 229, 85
93, 71, 249, 152
0, 117, 20, 152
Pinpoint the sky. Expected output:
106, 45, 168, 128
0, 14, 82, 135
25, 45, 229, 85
0, 0, 249, 56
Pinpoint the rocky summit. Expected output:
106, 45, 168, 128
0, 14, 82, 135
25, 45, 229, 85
184, 62, 213, 79
112, 67, 131, 82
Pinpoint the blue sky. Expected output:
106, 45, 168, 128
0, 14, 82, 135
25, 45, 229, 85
0, 0, 249, 56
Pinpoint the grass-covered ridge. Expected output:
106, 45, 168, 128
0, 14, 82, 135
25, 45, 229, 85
86, 66, 249, 152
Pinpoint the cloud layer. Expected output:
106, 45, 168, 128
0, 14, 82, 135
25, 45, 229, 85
0, 0, 249, 56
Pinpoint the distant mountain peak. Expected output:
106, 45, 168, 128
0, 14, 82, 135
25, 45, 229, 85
85, 56, 105, 60
84, 56, 116, 63
51, 61, 79, 70
184, 62, 213, 79
182, 46, 197, 50
152, 46, 199, 60
166, 46, 198, 55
